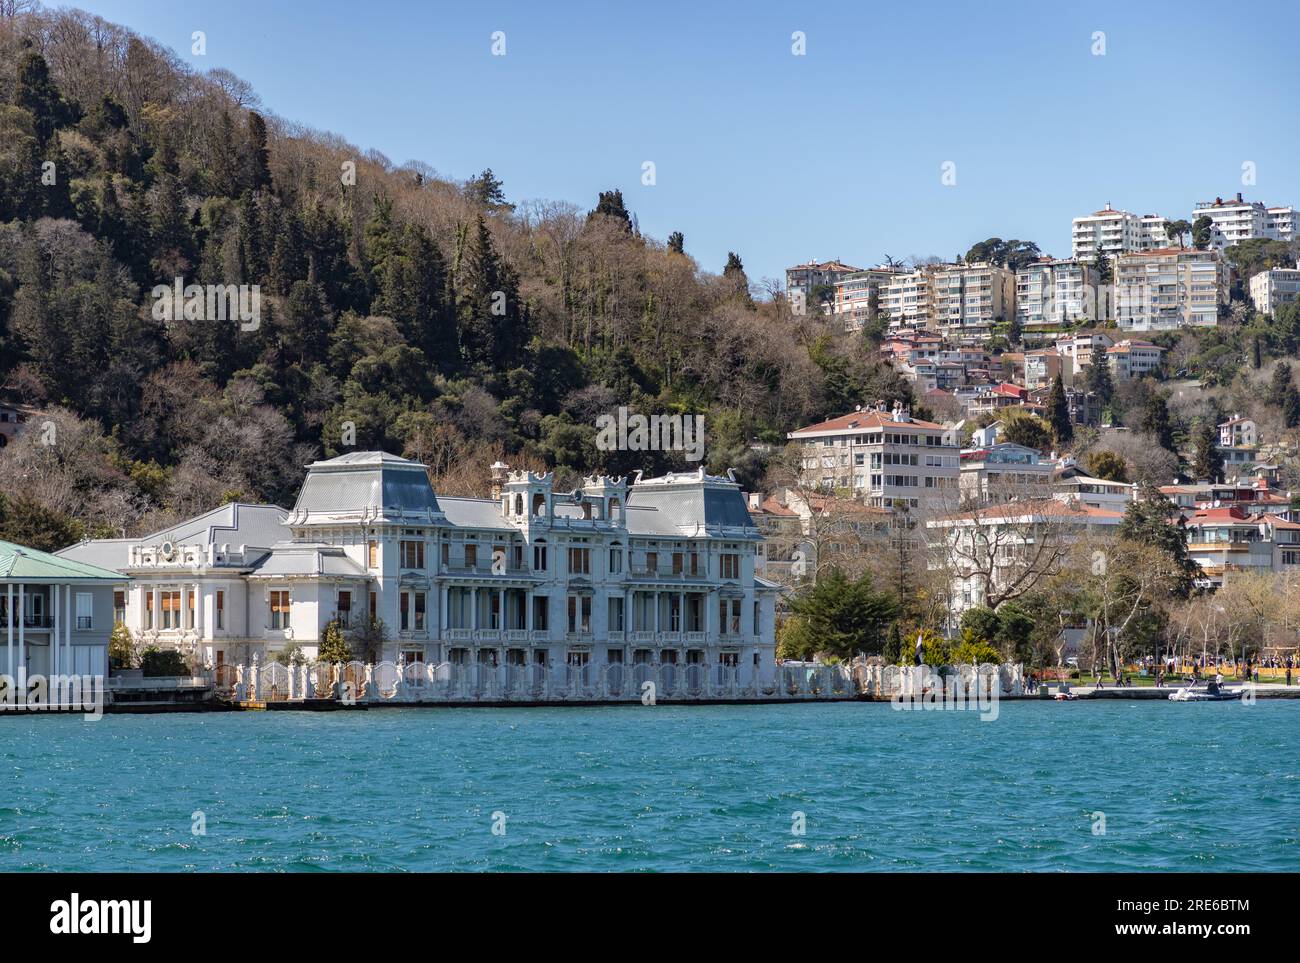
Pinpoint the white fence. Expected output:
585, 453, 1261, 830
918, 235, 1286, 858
214, 657, 862, 704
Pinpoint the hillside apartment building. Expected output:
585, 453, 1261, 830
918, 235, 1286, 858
1113, 248, 1228, 331
1249, 261, 1300, 315
1015, 258, 1099, 327
1070, 203, 1169, 259
787, 404, 960, 510
1193, 193, 1296, 251
785, 259, 862, 311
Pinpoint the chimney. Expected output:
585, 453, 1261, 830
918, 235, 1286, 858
490, 460, 509, 500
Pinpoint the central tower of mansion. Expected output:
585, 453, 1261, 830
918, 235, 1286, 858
59, 453, 780, 677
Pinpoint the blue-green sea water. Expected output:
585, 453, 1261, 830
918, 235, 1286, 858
2, 702, 1298, 871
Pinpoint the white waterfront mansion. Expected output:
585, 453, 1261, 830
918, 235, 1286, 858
58, 453, 780, 682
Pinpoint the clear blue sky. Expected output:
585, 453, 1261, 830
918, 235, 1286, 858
72, 0, 1300, 285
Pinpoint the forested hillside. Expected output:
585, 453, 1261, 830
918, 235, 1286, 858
0, 5, 910, 546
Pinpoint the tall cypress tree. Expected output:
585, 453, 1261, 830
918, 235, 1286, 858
1085, 342, 1114, 407
14, 49, 70, 148
1048, 373, 1072, 445
1141, 391, 1175, 452
245, 111, 272, 193
1190, 421, 1225, 483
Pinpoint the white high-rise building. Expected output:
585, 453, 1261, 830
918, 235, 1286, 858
1071, 203, 1167, 259
1194, 194, 1296, 251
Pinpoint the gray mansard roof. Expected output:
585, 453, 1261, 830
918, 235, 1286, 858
625, 469, 759, 537
249, 542, 370, 579
288, 451, 444, 525
148, 503, 289, 549
57, 503, 288, 570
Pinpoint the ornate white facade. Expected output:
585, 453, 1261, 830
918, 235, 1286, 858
60, 453, 780, 682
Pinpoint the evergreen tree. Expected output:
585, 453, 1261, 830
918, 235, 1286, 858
96, 172, 127, 253
455, 214, 527, 371
883, 622, 903, 664
465, 167, 509, 208
1084, 342, 1114, 407
1047, 373, 1072, 445
1092, 248, 1112, 284
1269, 361, 1292, 408
588, 189, 632, 232
1119, 487, 1198, 596
1283, 383, 1300, 429
245, 111, 272, 193
1190, 420, 1225, 483
1140, 391, 1175, 451
148, 172, 193, 275
787, 568, 897, 661
14, 48, 72, 148
667, 231, 685, 255
723, 251, 753, 306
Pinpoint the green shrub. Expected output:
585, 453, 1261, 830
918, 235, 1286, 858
140, 647, 190, 677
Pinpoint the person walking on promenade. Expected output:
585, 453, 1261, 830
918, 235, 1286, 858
1288, 666, 1293, 687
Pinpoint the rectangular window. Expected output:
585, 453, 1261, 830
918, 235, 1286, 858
369, 591, 377, 622
465, 544, 478, 569
400, 592, 410, 631
270, 591, 291, 630
533, 543, 548, 571
145, 591, 153, 630
336, 590, 351, 627
719, 599, 741, 634
113, 589, 126, 625
75, 592, 93, 631
367, 541, 379, 568
608, 547, 623, 574
414, 592, 426, 631
216, 590, 225, 630
568, 547, 591, 575
646, 551, 658, 573
161, 590, 181, 630
533, 595, 549, 631
400, 540, 425, 570
608, 596, 624, 631
720, 554, 740, 579
567, 595, 591, 633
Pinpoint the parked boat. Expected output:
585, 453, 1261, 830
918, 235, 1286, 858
1168, 681, 1241, 702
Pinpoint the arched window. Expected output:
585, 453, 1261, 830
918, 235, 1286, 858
514, 494, 523, 516
582, 501, 592, 520
532, 493, 546, 517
